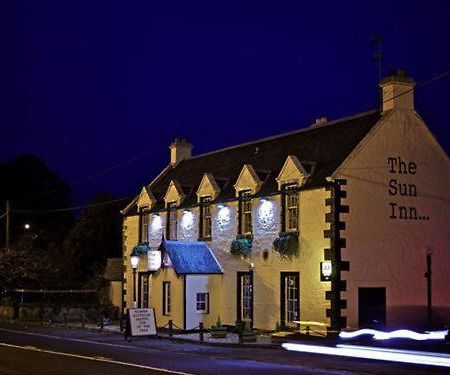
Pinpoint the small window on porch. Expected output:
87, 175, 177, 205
196, 292, 209, 313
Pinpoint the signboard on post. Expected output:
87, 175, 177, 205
125, 308, 157, 338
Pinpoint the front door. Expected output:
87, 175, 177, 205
281, 272, 299, 327
358, 287, 386, 329
237, 272, 253, 326
138, 272, 149, 308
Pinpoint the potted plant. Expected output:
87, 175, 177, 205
240, 320, 257, 342
272, 232, 299, 259
230, 235, 253, 258
210, 316, 227, 338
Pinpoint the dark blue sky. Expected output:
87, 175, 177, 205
2, 1, 450, 205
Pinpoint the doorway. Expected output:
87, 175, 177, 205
358, 287, 386, 329
280, 272, 299, 327
237, 272, 253, 326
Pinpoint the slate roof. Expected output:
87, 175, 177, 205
104, 258, 123, 281
161, 240, 223, 275
124, 109, 381, 214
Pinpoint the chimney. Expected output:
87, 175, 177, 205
379, 69, 415, 112
169, 138, 192, 165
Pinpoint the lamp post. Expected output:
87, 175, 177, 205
130, 250, 140, 308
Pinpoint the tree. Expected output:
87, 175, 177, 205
63, 193, 124, 286
0, 154, 73, 246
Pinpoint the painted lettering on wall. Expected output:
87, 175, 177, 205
387, 156, 429, 221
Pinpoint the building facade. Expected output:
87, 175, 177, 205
122, 70, 450, 333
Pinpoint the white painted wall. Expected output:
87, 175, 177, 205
185, 275, 211, 329
336, 109, 450, 329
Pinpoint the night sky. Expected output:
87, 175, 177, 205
2, 1, 450, 205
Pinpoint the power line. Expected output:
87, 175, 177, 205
18, 144, 167, 204
12, 67, 450, 210
13, 196, 133, 214
382, 67, 450, 104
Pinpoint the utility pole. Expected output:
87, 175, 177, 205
5, 200, 11, 249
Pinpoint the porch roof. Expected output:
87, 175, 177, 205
161, 240, 223, 275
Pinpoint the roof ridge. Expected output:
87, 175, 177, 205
186, 108, 378, 161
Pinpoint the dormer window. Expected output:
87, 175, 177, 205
166, 202, 178, 240
199, 196, 212, 240
282, 184, 299, 232
238, 190, 253, 235
139, 206, 150, 242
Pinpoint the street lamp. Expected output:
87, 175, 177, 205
130, 249, 140, 308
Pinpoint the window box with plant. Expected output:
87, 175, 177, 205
230, 234, 253, 258
210, 316, 227, 338
272, 231, 299, 258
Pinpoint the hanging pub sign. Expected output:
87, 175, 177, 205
148, 250, 162, 271
320, 261, 332, 281
125, 308, 157, 340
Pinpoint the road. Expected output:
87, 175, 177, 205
0, 324, 448, 374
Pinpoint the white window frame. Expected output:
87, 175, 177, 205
196, 292, 209, 314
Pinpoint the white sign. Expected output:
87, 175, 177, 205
148, 250, 162, 271
128, 308, 157, 336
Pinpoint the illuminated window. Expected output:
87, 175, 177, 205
140, 206, 150, 243
166, 202, 177, 240
196, 292, 209, 313
163, 281, 171, 315
282, 184, 299, 232
239, 190, 252, 235
199, 196, 212, 240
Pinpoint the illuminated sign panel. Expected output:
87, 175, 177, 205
320, 261, 332, 281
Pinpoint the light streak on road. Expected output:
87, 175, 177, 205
339, 328, 448, 341
282, 342, 450, 368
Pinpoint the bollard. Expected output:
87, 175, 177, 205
199, 322, 204, 342
81, 311, 85, 328
169, 320, 173, 338
64, 312, 67, 327
100, 316, 104, 330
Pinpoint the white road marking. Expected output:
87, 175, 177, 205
0, 342, 193, 375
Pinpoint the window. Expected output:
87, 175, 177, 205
163, 281, 171, 315
166, 202, 177, 240
140, 207, 150, 243
196, 292, 209, 313
139, 273, 149, 308
238, 190, 252, 235
199, 196, 212, 240
282, 184, 299, 232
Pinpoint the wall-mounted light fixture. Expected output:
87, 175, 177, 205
320, 261, 332, 281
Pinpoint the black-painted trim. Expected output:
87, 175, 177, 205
324, 179, 349, 334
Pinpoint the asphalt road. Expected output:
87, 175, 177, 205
0, 324, 448, 375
